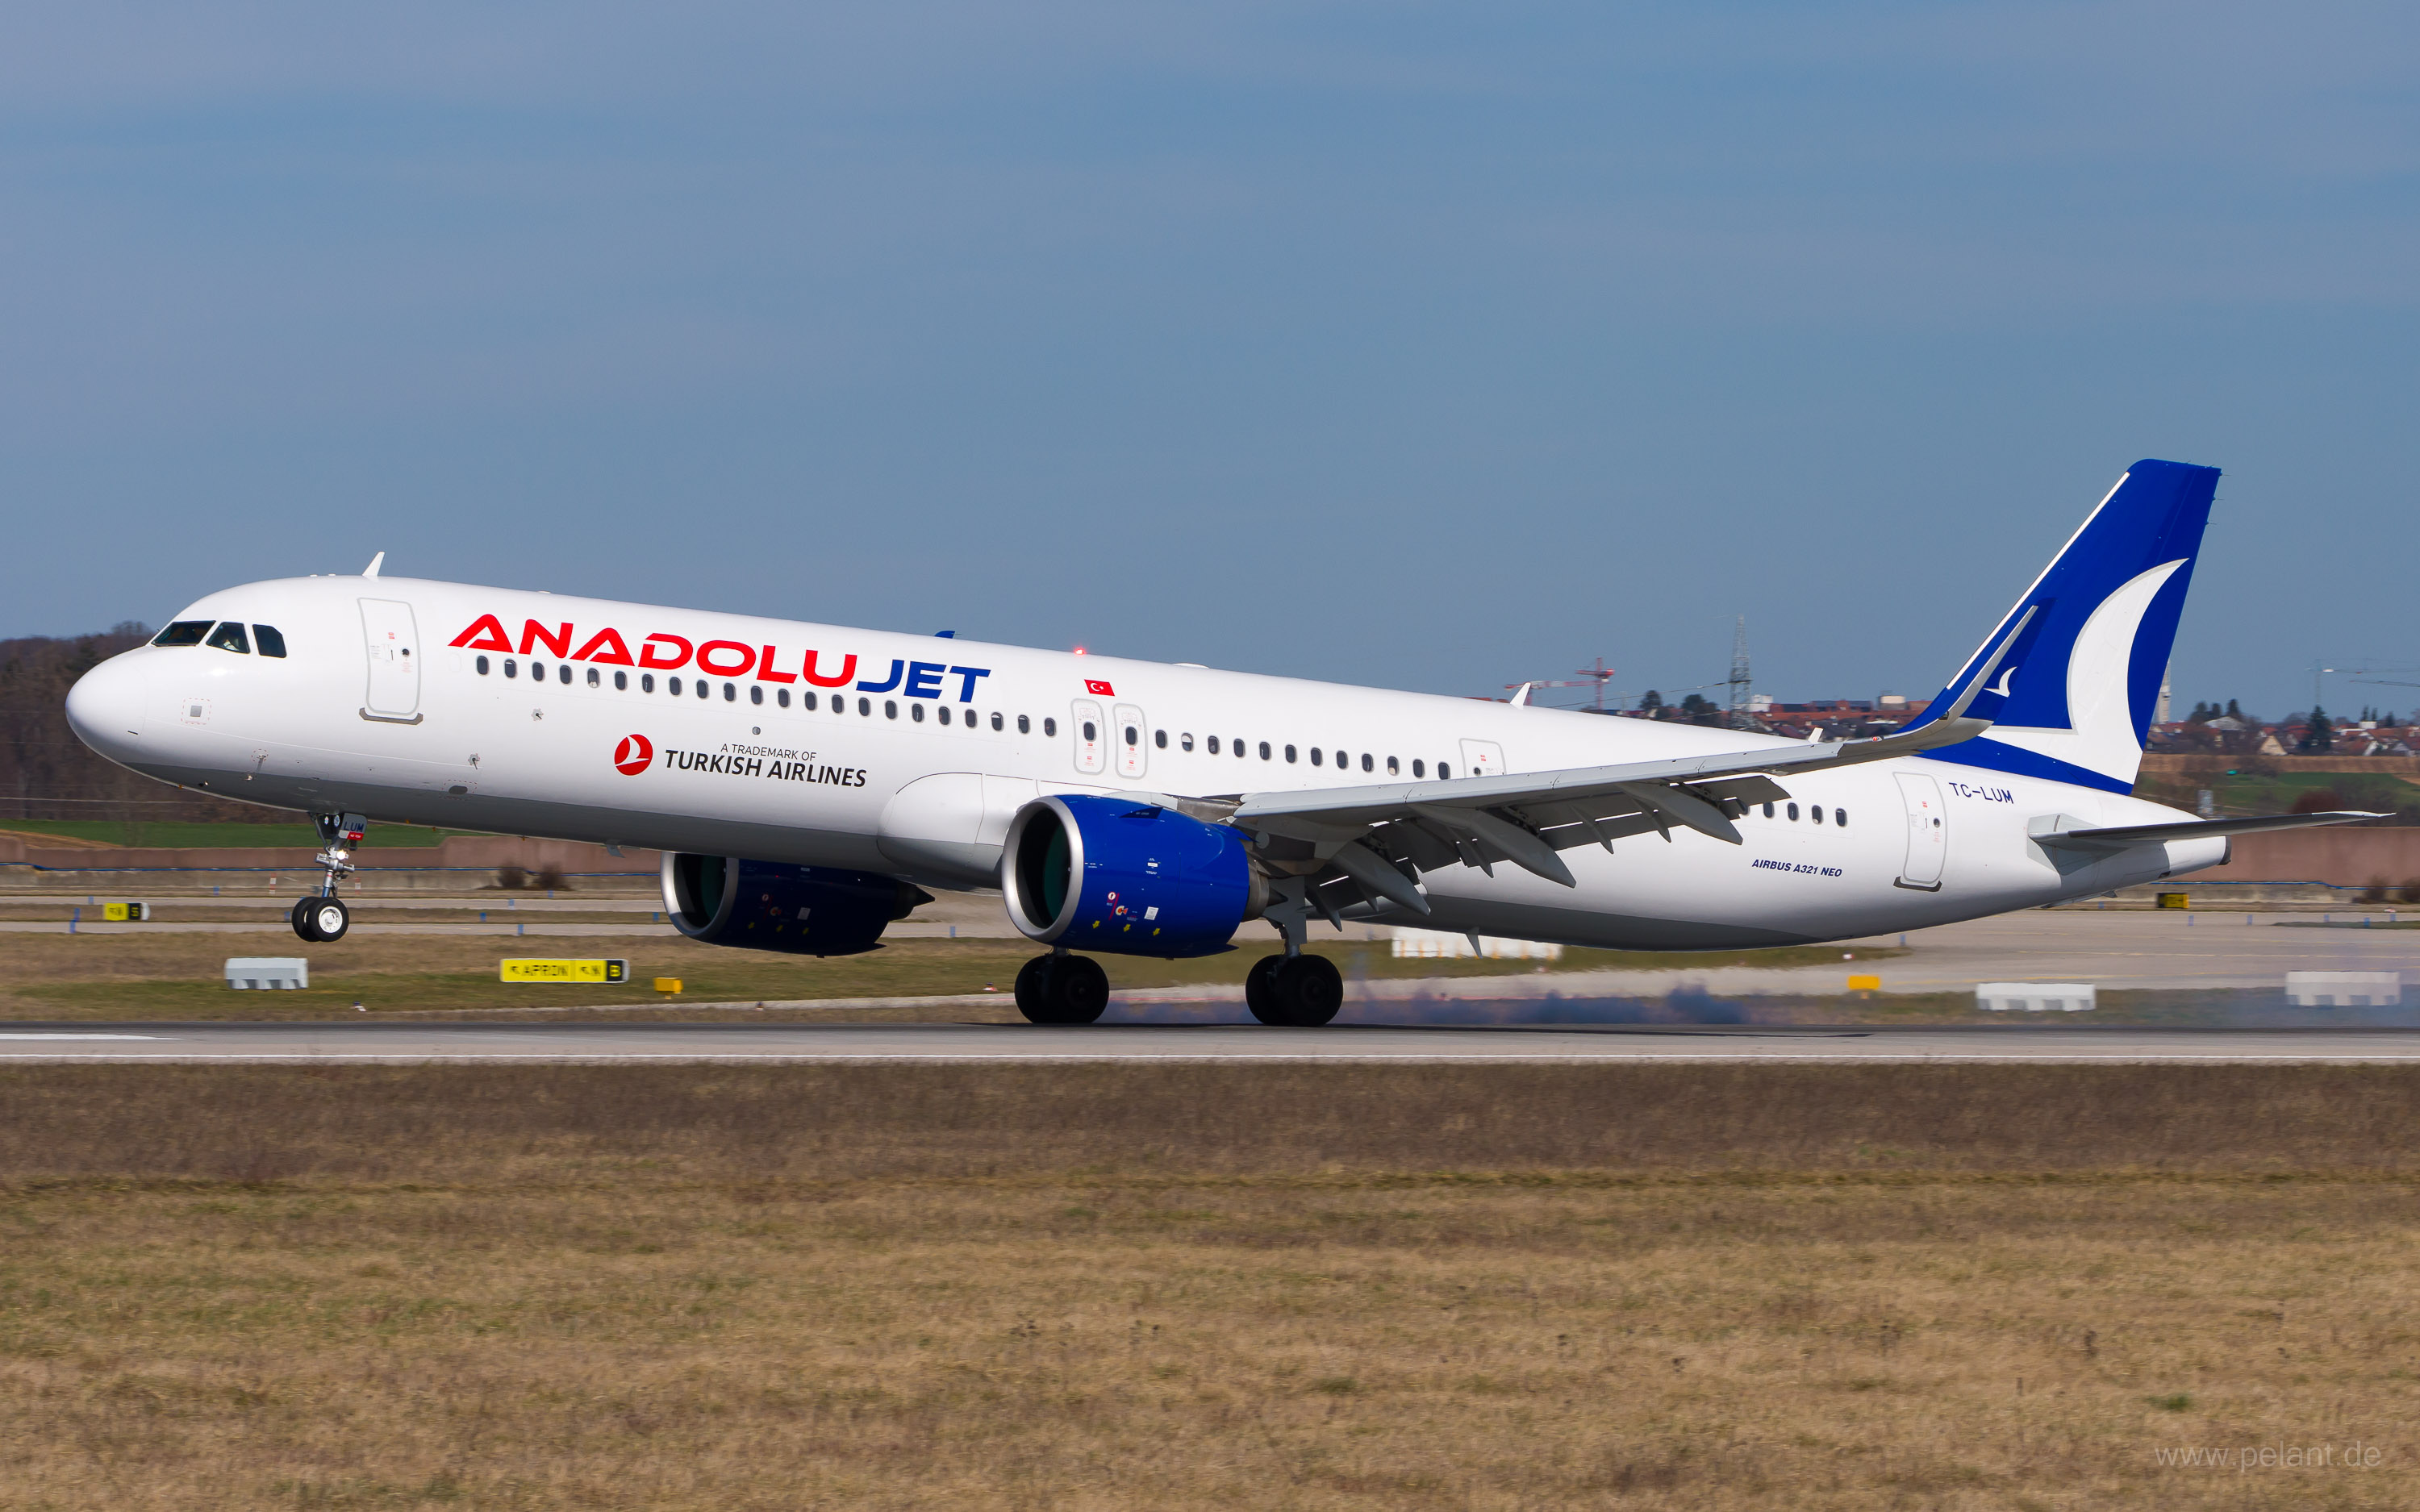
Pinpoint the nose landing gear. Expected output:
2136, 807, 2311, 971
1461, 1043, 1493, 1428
291, 812, 368, 943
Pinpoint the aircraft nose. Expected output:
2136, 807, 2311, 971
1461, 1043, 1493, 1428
65, 653, 149, 758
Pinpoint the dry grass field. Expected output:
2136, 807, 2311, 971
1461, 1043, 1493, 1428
1, 1063, 2415, 1509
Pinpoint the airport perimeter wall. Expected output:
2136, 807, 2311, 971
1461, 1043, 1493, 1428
2224, 828, 2420, 888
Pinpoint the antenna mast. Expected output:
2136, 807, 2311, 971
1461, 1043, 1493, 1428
1727, 616, 1752, 714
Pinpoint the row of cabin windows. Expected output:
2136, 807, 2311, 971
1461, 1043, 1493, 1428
1096, 722, 1450, 778
471, 656, 1471, 779
152, 620, 288, 657
1763, 801, 1848, 827
471, 656, 1052, 735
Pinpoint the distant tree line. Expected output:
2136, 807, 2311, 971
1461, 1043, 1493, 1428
0, 628, 290, 824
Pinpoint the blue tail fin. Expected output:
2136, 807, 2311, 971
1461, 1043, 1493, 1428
1918, 459, 2218, 794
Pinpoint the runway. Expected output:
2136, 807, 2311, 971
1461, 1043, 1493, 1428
3, 1022, 2416, 1062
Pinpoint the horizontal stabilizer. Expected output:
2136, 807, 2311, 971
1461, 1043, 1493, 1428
2034, 810, 2384, 849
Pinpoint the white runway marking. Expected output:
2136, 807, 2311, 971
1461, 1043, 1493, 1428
0, 1032, 169, 1040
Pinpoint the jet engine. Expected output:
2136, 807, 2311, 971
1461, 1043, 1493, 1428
661, 853, 932, 957
1001, 794, 1266, 959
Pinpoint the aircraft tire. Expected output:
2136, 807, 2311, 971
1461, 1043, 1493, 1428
1245, 956, 1286, 1025
1014, 953, 1108, 1025
290, 897, 323, 943
303, 897, 350, 943
1271, 954, 1343, 1027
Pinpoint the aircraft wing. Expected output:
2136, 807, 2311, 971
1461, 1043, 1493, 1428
2032, 810, 2385, 849
1220, 613, 2036, 908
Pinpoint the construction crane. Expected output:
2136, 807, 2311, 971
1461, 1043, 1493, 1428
1504, 658, 1619, 711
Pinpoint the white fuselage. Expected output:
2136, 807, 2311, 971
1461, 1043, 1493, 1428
65, 575, 2218, 950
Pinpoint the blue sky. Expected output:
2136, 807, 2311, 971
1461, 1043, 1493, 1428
4, 2, 2414, 720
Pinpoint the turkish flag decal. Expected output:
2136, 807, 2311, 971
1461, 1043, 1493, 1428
1084, 679, 1115, 697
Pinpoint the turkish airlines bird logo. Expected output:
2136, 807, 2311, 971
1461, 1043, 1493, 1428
1084, 679, 1115, 697
612, 733, 654, 776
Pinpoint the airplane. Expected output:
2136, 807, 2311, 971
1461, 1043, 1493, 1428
65, 459, 2376, 1026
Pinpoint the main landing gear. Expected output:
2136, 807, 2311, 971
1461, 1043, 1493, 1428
1244, 954, 1343, 1027
1245, 873, 1342, 1026
1012, 873, 1349, 1029
290, 812, 367, 943
1014, 952, 1111, 1024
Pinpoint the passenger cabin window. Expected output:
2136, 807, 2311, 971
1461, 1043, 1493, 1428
1309, 748, 1322, 765
937, 706, 949, 725
722, 681, 735, 701
777, 689, 788, 707
1284, 744, 1297, 763
1834, 808, 1846, 827
1179, 732, 1192, 752
1206, 735, 1220, 755
1158, 730, 1170, 749
1235, 739, 1245, 758
532, 661, 545, 680
506, 660, 519, 679
750, 685, 763, 705
1812, 805, 1824, 824
1412, 760, 1425, 777
1386, 756, 1398, 775
1787, 802, 1800, 820
1259, 741, 1272, 760
587, 667, 601, 687
1763, 802, 1775, 818
1044, 717, 1056, 736
1438, 763, 1450, 779
252, 625, 286, 658
1017, 714, 1030, 733
476, 656, 490, 675
559, 664, 571, 685
642, 673, 655, 693
885, 700, 898, 719
152, 621, 212, 648
1362, 753, 1374, 773
992, 712, 1004, 731
802, 691, 816, 710
615, 671, 628, 690
205, 623, 249, 654
912, 702, 924, 722
696, 680, 708, 699
668, 676, 680, 694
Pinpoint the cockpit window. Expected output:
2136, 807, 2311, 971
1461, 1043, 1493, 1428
204, 623, 251, 654
153, 621, 211, 648
252, 625, 287, 658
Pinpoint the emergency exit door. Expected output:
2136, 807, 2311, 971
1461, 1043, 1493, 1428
1894, 772, 1946, 889
1070, 699, 1107, 773
1113, 703, 1149, 778
359, 599, 422, 721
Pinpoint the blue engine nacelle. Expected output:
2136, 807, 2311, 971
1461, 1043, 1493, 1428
661, 854, 932, 957
1000, 794, 1265, 959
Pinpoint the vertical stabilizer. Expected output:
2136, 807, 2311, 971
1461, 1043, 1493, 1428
1918, 460, 2219, 794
